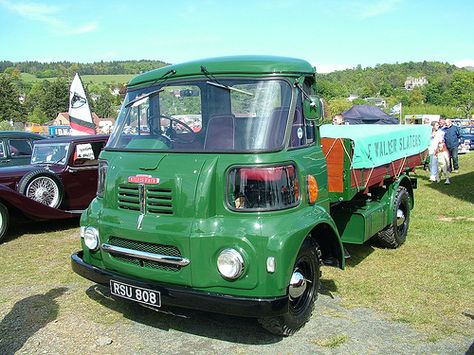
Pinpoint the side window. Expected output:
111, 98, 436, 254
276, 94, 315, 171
9, 139, 32, 157
72, 142, 104, 166
0, 142, 4, 158
289, 94, 315, 148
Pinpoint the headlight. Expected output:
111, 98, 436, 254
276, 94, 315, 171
83, 227, 99, 251
217, 249, 244, 280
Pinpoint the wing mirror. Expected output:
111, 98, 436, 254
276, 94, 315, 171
304, 95, 324, 122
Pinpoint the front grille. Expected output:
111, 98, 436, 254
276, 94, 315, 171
108, 236, 182, 272
117, 183, 173, 215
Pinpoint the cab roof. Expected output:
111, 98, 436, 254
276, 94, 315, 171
128, 55, 314, 88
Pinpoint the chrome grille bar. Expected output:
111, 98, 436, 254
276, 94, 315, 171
101, 243, 190, 266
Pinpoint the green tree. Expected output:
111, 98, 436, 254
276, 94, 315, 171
41, 78, 69, 120
327, 98, 352, 117
93, 88, 115, 118
0, 120, 13, 130
28, 106, 49, 124
0, 74, 24, 122
445, 71, 474, 118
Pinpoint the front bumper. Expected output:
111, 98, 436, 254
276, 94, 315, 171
71, 251, 289, 317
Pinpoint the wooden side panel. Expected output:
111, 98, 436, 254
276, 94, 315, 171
321, 138, 346, 193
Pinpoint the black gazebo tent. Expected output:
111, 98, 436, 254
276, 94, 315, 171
342, 105, 398, 124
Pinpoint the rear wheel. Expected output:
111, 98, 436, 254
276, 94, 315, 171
17, 169, 64, 208
374, 186, 410, 248
0, 202, 9, 243
258, 239, 321, 336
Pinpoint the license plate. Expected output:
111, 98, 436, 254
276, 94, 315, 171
110, 280, 161, 307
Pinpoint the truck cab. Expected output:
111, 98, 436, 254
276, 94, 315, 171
72, 56, 423, 336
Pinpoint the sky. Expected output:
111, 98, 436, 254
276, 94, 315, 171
0, 0, 473, 73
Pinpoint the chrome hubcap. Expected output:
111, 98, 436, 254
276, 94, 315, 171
396, 209, 405, 227
289, 270, 307, 299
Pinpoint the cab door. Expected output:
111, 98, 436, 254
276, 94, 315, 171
286, 91, 329, 210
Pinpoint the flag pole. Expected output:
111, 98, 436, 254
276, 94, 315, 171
400, 102, 403, 124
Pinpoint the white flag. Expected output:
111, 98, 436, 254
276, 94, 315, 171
390, 103, 401, 115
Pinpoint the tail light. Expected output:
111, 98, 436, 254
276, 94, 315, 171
97, 160, 108, 198
227, 164, 300, 211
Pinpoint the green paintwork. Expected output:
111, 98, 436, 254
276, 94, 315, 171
78, 56, 417, 303
331, 174, 413, 244
82, 143, 340, 297
332, 198, 389, 244
128, 55, 314, 88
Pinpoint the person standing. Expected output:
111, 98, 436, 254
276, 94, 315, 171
437, 141, 451, 184
442, 119, 461, 173
428, 121, 444, 181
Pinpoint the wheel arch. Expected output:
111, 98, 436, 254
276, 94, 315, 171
307, 222, 345, 270
386, 174, 414, 222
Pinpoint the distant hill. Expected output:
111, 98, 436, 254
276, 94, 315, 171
465, 66, 474, 72
20, 73, 134, 86
1, 60, 169, 78
315, 61, 464, 99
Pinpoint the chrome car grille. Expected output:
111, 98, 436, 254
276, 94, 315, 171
107, 236, 182, 272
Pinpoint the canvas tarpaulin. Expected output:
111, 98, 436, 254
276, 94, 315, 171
320, 124, 431, 169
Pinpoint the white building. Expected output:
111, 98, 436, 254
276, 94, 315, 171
404, 76, 428, 90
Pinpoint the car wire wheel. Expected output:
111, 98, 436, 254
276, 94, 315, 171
25, 176, 61, 208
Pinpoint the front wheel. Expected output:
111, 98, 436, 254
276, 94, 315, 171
0, 202, 10, 243
258, 239, 321, 336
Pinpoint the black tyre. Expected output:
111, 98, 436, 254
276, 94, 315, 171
0, 202, 9, 243
258, 239, 321, 336
374, 186, 410, 249
17, 169, 64, 208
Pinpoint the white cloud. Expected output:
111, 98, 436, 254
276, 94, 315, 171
0, 0, 98, 35
454, 59, 474, 68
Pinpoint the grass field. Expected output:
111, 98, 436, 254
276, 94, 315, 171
0, 153, 472, 340
324, 152, 474, 338
20, 73, 134, 86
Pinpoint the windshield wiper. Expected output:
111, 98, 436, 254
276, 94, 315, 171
125, 88, 164, 108
140, 69, 177, 90
200, 65, 253, 96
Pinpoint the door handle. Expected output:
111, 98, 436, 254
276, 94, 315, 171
0, 160, 10, 163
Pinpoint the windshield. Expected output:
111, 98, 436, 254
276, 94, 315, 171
460, 127, 473, 135
107, 79, 292, 152
31, 143, 69, 165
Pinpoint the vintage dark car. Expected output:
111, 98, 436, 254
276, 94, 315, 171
0, 131, 46, 167
0, 134, 109, 242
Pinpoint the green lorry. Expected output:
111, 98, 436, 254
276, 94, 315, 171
71, 56, 430, 336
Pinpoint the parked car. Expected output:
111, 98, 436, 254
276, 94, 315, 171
459, 126, 474, 151
0, 135, 109, 242
0, 131, 46, 167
